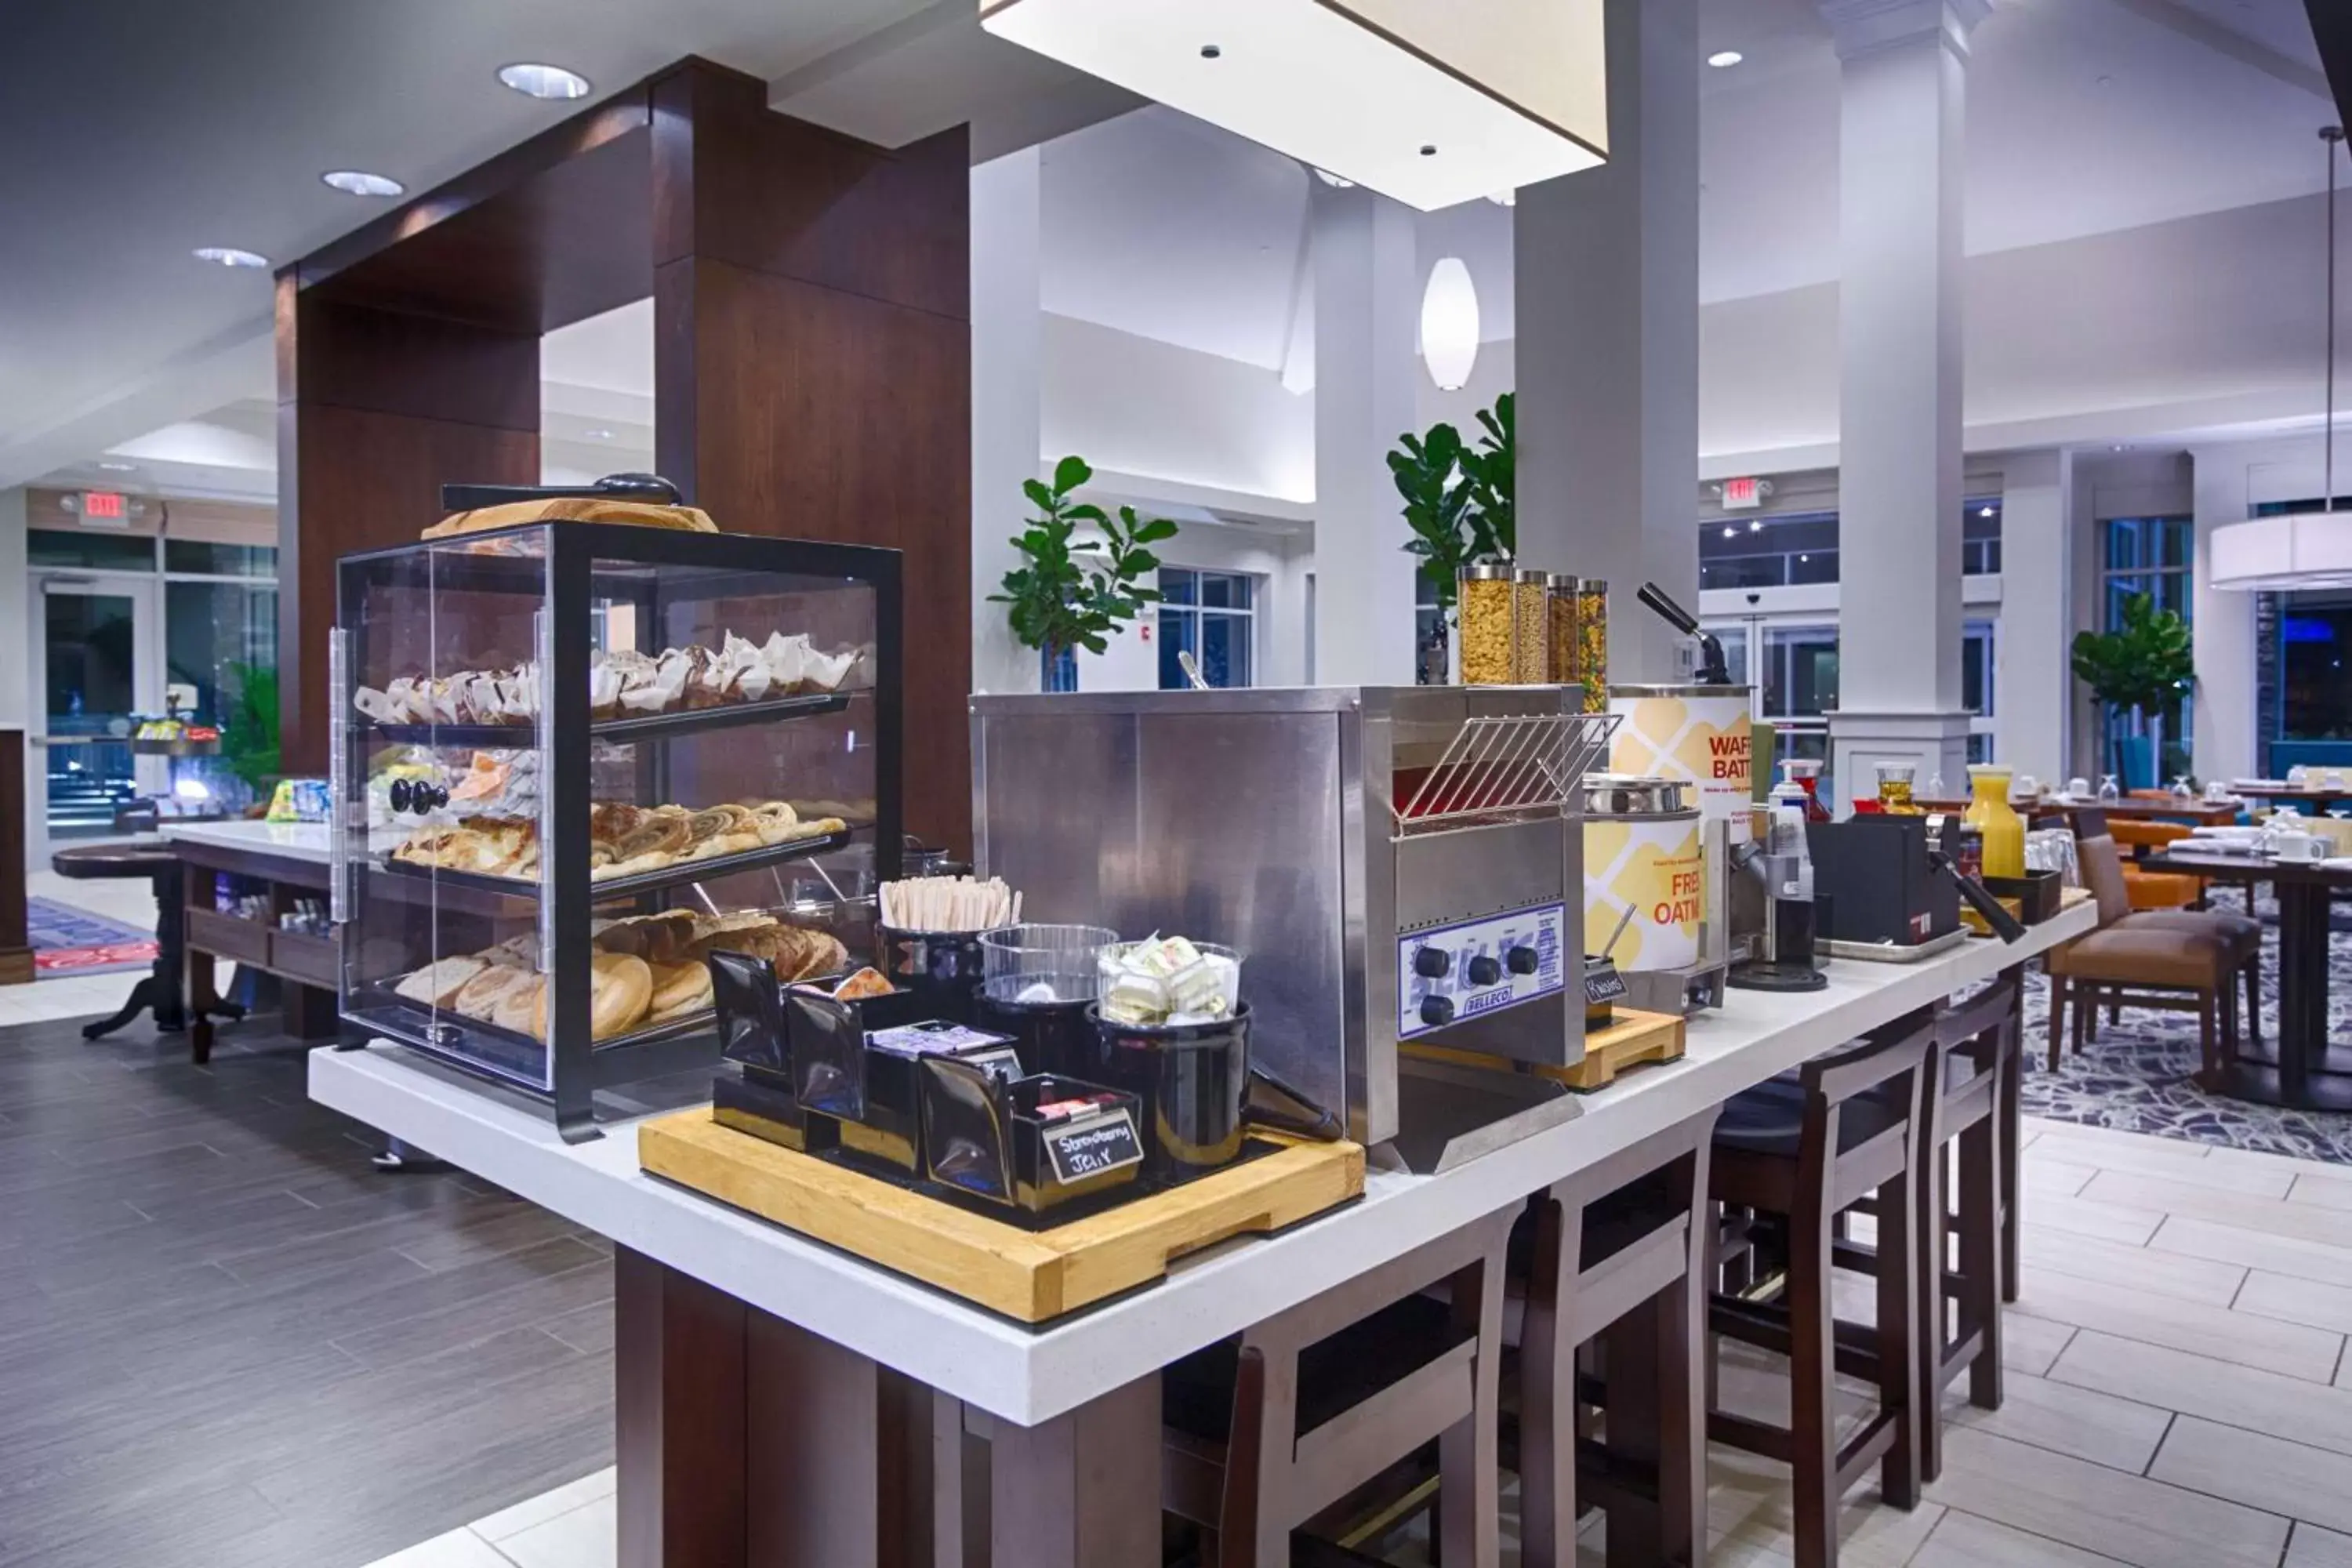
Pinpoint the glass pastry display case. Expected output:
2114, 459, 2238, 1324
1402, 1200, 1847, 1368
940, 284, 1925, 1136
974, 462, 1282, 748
332, 521, 902, 1139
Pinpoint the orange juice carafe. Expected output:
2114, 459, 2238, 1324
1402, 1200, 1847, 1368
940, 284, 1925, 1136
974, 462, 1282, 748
1963, 764, 2027, 880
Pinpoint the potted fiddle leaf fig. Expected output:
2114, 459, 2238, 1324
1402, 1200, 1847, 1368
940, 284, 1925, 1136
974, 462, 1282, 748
1390, 392, 1516, 618
2071, 591, 2195, 783
991, 456, 1178, 687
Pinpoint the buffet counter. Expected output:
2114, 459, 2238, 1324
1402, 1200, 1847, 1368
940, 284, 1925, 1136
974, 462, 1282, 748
166, 818, 340, 1059
309, 901, 2090, 1567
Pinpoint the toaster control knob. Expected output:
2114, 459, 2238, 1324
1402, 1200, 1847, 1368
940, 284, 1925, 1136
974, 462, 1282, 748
1413, 946, 1452, 979
1467, 954, 1503, 987
1506, 946, 1540, 975
1420, 994, 1456, 1029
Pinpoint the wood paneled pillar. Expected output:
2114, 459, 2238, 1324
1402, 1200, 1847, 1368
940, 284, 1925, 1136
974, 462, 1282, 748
275, 285, 539, 772
651, 63, 973, 854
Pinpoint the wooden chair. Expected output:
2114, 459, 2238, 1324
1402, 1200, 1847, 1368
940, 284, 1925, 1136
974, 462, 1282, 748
1158, 1203, 1520, 1568
1829, 978, 2018, 1483
1708, 1015, 1935, 1568
2047, 836, 2245, 1080
1515, 1108, 1719, 1568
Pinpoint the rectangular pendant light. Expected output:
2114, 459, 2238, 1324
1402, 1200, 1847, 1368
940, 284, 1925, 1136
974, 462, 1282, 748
978, 0, 1608, 211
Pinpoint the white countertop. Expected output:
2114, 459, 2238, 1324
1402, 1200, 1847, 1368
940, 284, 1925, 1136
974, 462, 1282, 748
165, 818, 335, 865
310, 902, 2093, 1428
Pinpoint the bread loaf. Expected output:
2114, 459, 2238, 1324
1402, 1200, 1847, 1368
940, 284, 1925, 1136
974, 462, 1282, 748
423, 496, 718, 540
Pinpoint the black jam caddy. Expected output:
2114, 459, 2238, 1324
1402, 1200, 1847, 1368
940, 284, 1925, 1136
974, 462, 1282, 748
789, 984, 1015, 1181
919, 1063, 1145, 1225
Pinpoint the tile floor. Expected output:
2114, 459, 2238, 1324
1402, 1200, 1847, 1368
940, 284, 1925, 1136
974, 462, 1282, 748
360, 1113, 2352, 1568
7, 867, 228, 1029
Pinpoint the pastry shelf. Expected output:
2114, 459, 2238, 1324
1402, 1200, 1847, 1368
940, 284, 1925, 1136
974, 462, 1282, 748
368, 993, 719, 1058
364, 688, 855, 751
375, 825, 855, 905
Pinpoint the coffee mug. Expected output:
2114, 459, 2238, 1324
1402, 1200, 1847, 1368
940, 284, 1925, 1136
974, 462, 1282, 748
2271, 830, 2328, 864
2068, 777, 2090, 800
2016, 773, 2039, 798
2204, 780, 2234, 803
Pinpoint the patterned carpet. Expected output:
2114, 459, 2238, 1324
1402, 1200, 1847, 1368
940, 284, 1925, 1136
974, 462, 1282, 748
2020, 909, 2352, 1165
27, 896, 158, 976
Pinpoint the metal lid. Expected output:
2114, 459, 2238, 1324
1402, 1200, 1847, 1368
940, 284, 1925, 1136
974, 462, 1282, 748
1578, 579, 1609, 594
1512, 566, 1550, 583
1579, 774, 1692, 816
1543, 572, 1580, 590
1457, 562, 1515, 581
1606, 683, 1755, 699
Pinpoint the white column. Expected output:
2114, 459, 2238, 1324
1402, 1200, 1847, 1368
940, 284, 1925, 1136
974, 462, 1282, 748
1312, 183, 1421, 688
2187, 444, 2261, 782
1515, 0, 1700, 685
1992, 448, 2071, 784
1820, 0, 1987, 806
971, 149, 1044, 696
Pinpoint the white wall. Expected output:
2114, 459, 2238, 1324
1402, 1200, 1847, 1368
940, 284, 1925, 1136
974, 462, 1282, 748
1041, 314, 1313, 507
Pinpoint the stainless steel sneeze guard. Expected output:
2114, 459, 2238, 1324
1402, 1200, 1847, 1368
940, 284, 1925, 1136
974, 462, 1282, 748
971, 687, 1618, 1164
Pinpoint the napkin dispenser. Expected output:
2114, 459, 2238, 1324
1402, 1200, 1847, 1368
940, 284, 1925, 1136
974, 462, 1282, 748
1806, 815, 1960, 948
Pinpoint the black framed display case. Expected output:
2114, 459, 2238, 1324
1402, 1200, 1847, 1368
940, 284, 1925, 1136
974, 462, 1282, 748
331, 521, 903, 1139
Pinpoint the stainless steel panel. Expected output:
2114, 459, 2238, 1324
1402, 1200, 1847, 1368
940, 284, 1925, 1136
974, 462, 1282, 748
973, 700, 1353, 1132
1394, 820, 1572, 1067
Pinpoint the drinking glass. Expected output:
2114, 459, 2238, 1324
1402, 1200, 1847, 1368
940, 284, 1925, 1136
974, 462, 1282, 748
2171, 775, 2194, 803
2097, 775, 2121, 804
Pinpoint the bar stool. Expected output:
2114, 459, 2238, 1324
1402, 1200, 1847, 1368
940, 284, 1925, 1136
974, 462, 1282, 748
1707, 1014, 1935, 1568
1835, 977, 2019, 1483
1515, 1108, 1719, 1568
1159, 1202, 1519, 1568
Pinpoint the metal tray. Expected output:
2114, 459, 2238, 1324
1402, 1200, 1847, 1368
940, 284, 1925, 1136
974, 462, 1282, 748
376, 826, 853, 902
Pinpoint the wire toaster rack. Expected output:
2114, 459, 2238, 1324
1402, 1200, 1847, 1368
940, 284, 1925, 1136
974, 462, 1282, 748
1391, 710, 1622, 837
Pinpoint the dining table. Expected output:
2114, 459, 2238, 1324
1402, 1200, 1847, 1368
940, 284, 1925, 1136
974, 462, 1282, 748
1912, 796, 2245, 827
2230, 780, 2352, 815
2141, 848, 2352, 1111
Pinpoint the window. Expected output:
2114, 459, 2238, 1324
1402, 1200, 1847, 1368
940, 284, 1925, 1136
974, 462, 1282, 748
29, 528, 158, 572
165, 539, 278, 577
2098, 517, 2194, 782
1761, 624, 1839, 720
1415, 568, 1444, 684
1158, 568, 1256, 689
1963, 617, 1998, 764
2255, 498, 2352, 764
1963, 499, 2003, 575
1697, 510, 1839, 589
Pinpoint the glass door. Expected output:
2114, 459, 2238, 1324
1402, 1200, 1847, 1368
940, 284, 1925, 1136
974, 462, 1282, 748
34, 575, 160, 844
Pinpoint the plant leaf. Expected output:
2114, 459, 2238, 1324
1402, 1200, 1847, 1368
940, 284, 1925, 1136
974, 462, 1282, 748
1053, 455, 1092, 494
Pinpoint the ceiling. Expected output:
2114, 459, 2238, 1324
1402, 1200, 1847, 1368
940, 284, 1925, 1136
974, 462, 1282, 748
12, 0, 2339, 500
0, 0, 1094, 492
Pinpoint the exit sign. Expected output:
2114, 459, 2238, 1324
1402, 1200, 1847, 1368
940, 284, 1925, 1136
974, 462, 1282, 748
79, 490, 129, 527
1721, 477, 1763, 510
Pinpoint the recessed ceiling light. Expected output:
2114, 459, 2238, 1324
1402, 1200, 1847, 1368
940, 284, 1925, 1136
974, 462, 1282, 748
1486, 189, 1516, 207
1749, 519, 1763, 532
1312, 168, 1354, 188
497, 62, 592, 100
1980, 505, 1995, 518
1799, 554, 1810, 563
1708, 50, 1744, 68
321, 169, 405, 198
97, 461, 135, 472
192, 246, 268, 269
1722, 525, 1737, 539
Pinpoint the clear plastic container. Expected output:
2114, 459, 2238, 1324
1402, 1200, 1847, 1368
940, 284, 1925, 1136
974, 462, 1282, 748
1513, 568, 1551, 684
1457, 564, 1515, 685
977, 923, 1120, 1005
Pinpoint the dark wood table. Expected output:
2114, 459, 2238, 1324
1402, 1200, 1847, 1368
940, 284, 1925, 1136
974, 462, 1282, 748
1913, 797, 2245, 827
50, 840, 205, 1040
166, 823, 337, 1063
2230, 782, 2352, 814
2143, 849, 2352, 1110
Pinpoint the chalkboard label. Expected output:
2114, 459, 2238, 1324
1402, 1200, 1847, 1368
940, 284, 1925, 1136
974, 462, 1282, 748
1043, 1109, 1144, 1185
1584, 966, 1628, 1007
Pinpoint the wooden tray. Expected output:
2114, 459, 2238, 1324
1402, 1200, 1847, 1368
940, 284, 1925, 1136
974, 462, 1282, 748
1402, 1006, 1685, 1093
637, 1111, 1365, 1324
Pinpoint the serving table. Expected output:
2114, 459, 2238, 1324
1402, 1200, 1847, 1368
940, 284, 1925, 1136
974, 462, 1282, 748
310, 902, 2092, 1568
2143, 849, 2352, 1111
165, 820, 338, 1062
